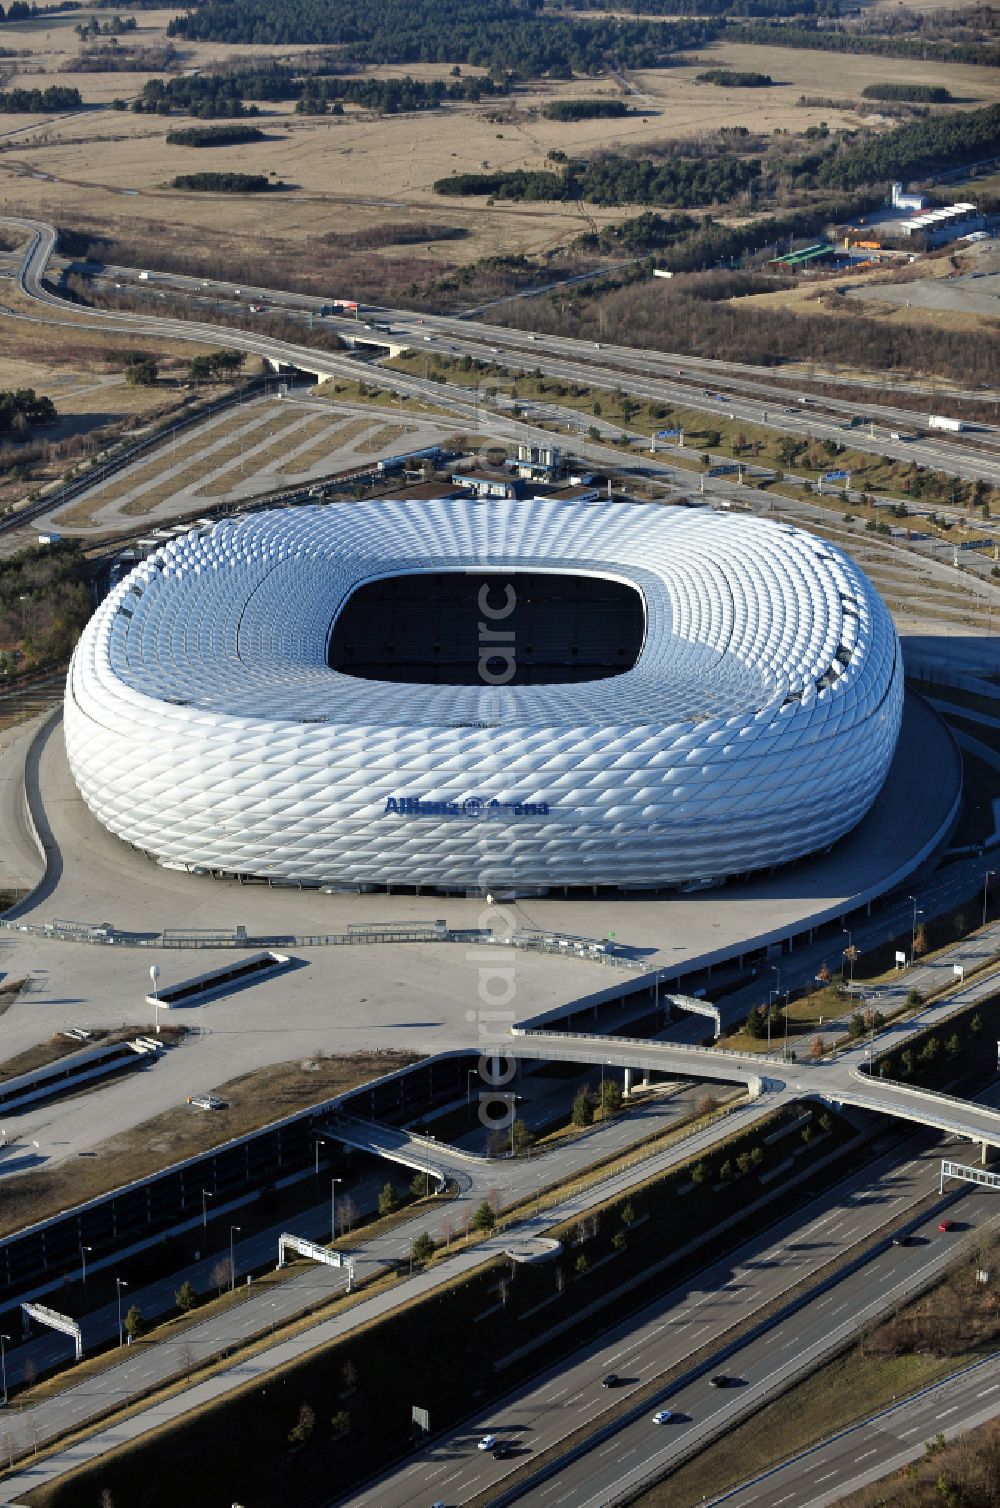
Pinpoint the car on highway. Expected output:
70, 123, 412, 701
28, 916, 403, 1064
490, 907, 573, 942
939, 1219, 956, 1232
477, 1434, 497, 1451
492, 1443, 514, 1459
709, 1375, 732, 1388
892, 1233, 916, 1246
601, 1373, 621, 1388
652, 1409, 675, 1424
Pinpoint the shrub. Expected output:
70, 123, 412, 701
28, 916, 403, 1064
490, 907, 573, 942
471, 1200, 496, 1233
174, 1281, 198, 1314
377, 1182, 399, 1216
572, 1087, 595, 1127
411, 1232, 434, 1265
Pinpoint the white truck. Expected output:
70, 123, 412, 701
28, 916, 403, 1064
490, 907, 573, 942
928, 414, 965, 432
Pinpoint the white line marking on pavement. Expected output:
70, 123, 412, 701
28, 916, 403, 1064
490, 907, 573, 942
978, 1384, 1000, 1397
939, 1406, 960, 1419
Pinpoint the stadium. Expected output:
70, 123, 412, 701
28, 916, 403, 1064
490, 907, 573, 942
64, 497, 903, 894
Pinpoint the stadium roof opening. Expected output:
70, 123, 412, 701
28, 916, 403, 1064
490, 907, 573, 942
327, 570, 646, 686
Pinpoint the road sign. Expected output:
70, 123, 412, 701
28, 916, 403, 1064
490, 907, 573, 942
822, 469, 849, 482
895, 951, 906, 967
657, 428, 681, 438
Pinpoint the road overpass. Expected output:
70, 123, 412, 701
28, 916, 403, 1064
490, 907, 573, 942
5, 215, 1000, 493
511, 1018, 1000, 1153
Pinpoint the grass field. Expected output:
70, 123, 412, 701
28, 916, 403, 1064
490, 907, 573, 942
0, 11, 997, 276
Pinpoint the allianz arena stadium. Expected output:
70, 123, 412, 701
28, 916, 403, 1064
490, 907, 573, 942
64, 497, 903, 893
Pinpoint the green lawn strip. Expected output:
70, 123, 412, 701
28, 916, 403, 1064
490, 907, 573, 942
633, 1349, 972, 1508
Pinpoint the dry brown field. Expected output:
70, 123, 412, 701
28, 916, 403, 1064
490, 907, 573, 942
0, 296, 241, 516
0, 9, 997, 271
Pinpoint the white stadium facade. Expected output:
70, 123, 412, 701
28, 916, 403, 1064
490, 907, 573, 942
64, 498, 904, 894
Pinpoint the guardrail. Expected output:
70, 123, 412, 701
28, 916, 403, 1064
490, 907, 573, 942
0, 916, 638, 968
849, 1061, 1000, 1141
511, 1026, 758, 1065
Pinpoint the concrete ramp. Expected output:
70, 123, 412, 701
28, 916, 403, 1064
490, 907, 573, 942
825, 1068, 1000, 1151
324, 1113, 485, 1191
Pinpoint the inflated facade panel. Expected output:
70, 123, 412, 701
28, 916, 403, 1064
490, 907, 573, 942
64, 499, 903, 891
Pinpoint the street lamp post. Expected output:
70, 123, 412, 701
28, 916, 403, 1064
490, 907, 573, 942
314, 1137, 326, 1180
229, 1226, 241, 1293
149, 964, 161, 1035
984, 870, 995, 929
767, 989, 776, 1053
80, 1244, 92, 1288
466, 1069, 477, 1105
909, 894, 919, 963
0, 1333, 8, 1407
116, 1279, 127, 1348
331, 1178, 342, 1243
201, 1188, 213, 1232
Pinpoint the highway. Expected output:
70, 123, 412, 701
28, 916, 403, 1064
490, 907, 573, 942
342, 1131, 997, 1507
3, 936, 1000, 1503
0, 1086, 779, 1481
706, 1350, 1000, 1508
1, 215, 999, 1503
0, 1089, 784, 1503
4, 216, 1000, 499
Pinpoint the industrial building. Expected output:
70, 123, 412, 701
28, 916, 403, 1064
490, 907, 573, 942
899, 202, 986, 246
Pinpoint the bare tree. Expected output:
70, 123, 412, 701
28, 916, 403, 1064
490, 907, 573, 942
337, 1193, 356, 1237
210, 1255, 232, 1296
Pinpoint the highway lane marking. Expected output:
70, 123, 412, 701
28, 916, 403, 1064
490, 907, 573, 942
977, 1384, 1000, 1397
857, 1449, 878, 1461
773, 1494, 794, 1504
939, 1406, 960, 1419
815, 1470, 839, 1483
900, 1426, 922, 1437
